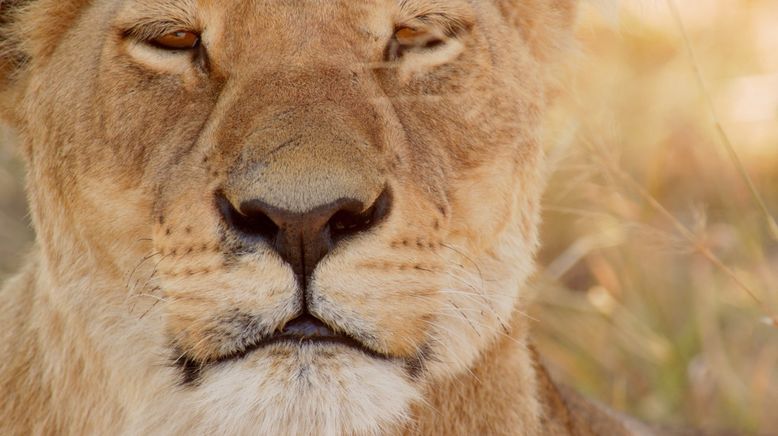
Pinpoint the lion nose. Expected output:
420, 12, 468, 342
217, 189, 391, 283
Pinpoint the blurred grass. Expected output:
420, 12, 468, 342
0, 0, 776, 434
534, 0, 778, 434
0, 127, 31, 281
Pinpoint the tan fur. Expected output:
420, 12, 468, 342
0, 0, 654, 435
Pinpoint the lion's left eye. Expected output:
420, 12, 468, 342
150, 31, 200, 50
387, 26, 446, 60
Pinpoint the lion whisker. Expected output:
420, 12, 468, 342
125, 251, 163, 296
418, 319, 484, 385
439, 243, 486, 289
431, 308, 527, 349
134, 253, 171, 297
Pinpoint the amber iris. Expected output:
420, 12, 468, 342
394, 27, 429, 46
151, 31, 199, 50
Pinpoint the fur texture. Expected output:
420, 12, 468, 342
1, 0, 652, 435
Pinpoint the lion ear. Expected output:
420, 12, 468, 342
1, 0, 89, 123
493, 0, 578, 61
0, 0, 33, 121
0, 1, 31, 80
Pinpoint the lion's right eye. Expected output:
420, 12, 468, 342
149, 31, 200, 51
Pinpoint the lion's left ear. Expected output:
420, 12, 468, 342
492, 0, 578, 61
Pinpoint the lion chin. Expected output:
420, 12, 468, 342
133, 345, 419, 436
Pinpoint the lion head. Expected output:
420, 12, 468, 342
1, 0, 576, 434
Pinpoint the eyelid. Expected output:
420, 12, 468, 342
121, 20, 199, 43
394, 26, 448, 48
395, 4, 475, 38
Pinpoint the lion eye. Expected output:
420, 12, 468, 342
395, 27, 430, 45
150, 31, 200, 50
387, 26, 445, 60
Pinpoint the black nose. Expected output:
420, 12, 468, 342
217, 189, 391, 283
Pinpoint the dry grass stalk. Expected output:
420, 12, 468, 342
586, 138, 777, 329
665, 0, 778, 242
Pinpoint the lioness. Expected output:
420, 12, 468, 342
0, 0, 656, 435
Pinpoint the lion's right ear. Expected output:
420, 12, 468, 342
0, 0, 28, 79
0, 0, 34, 122
1, 0, 90, 123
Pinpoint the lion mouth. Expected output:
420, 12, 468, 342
260, 313, 377, 354
176, 313, 388, 384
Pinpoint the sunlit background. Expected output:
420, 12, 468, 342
535, 0, 778, 434
1, 0, 776, 434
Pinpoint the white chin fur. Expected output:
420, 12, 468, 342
132, 344, 419, 436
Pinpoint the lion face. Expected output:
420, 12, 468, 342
3, 0, 575, 433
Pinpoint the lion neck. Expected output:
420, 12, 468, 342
400, 314, 544, 436
0, 253, 158, 434
401, 315, 641, 436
